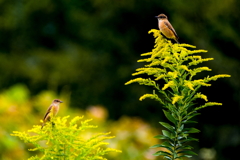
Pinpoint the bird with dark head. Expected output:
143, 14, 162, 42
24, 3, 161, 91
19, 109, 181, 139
155, 14, 179, 44
41, 99, 63, 129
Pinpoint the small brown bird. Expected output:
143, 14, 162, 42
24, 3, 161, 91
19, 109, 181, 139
41, 99, 63, 129
155, 14, 179, 43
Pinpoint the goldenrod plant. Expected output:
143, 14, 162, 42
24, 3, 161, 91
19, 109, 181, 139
11, 116, 121, 160
125, 29, 230, 159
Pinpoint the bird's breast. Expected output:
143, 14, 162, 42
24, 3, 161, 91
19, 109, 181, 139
159, 22, 175, 39
52, 105, 59, 116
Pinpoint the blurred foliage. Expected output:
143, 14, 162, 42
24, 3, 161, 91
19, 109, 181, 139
1, 84, 161, 160
12, 116, 121, 160
0, 0, 240, 159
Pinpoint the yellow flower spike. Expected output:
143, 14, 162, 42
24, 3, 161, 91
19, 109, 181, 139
192, 79, 211, 87
188, 49, 207, 55
162, 81, 175, 90
173, 52, 179, 60
207, 74, 231, 81
189, 57, 214, 66
194, 93, 208, 101
179, 43, 196, 48
161, 56, 171, 65
200, 94, 208, 101
155, 74, 165, 81
190, 67, 212, 77
148, 60, 162, 67
151, 48, 164, 59
180, 65, 190, 72
141, 52, 152, 56
137, 58, 150, 63
179, 50, 188, 59
139, 94, 155, 101
172, 95, 183, 104
184, 80, 195, 90
167, 71, 178, 79
125, 78, 144, 85
195, 102, 222, 111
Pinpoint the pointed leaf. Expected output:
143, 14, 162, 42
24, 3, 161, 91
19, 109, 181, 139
150, 144, 174, 152
173, 152, 178, 159
162, 130, 172, 138
154, 134, 169, 140
177, 124, 184, 132
181, 137, 199, 144
177, 150, 198, 156
159, 122, 175, 132
187, 112, 201, 120
163, 110, 176, 124
162, 141, 174, 147
153, 151, 171, 156
183, 128, 200, 134
163, 156, 172, 160
178, 132, 189, 139
182, 120, 198, 124
150, 144, 163, 148
176, 145, 193, 151
177, 136, 185, 140
177, 155, 193, 158
180, 110, 187, 117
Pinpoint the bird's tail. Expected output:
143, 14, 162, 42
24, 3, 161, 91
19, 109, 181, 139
41, 123, 45, 129
175, 38, 180, 44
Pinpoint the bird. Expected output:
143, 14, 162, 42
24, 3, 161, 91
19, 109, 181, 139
41, 99, 63, 129
155, 14, 179, 43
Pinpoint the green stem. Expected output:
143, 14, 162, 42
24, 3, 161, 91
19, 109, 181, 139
171, 111, 183, 160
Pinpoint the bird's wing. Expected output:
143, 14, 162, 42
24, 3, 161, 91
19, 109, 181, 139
164, 21, 179, 39
43, 105, 53, 121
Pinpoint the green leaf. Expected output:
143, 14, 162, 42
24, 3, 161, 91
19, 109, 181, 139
176, 145, 193, 150
159, 122, 175, 132
186, 112, 201, 120
177, 150, 198, 155
173, 152, 178, 159
150, 144, 163, 148
163, 110, 176, 125
181, 137, 199, 144
180, 110, 187, 117
162, 141, 174, 147
153, 151, 171, 156
177, 124, 184, 132
177, 136, 185, 140
168, 105, 178, 114
177, 155, 193, 158
162, 130, 172, 138
154, 134, 169, 140
182, 120, 197, 124
163, 156, 172, 160
150, 144, 174, 152
183, 128, 200, 134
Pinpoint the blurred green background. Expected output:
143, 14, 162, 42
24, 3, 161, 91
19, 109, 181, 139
0, 0, 240, 159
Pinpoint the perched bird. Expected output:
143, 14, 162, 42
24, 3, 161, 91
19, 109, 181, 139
155, 14, 179, 43
41, 99, 63, 129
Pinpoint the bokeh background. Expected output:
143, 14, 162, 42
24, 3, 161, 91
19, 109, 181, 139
0, 0, 240, 159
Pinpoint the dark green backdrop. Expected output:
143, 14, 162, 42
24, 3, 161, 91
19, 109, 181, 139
0, 1, 239, 159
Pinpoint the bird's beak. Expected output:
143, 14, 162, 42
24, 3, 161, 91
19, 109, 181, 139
60, 101, 63, 103
155, 16, 158, 18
